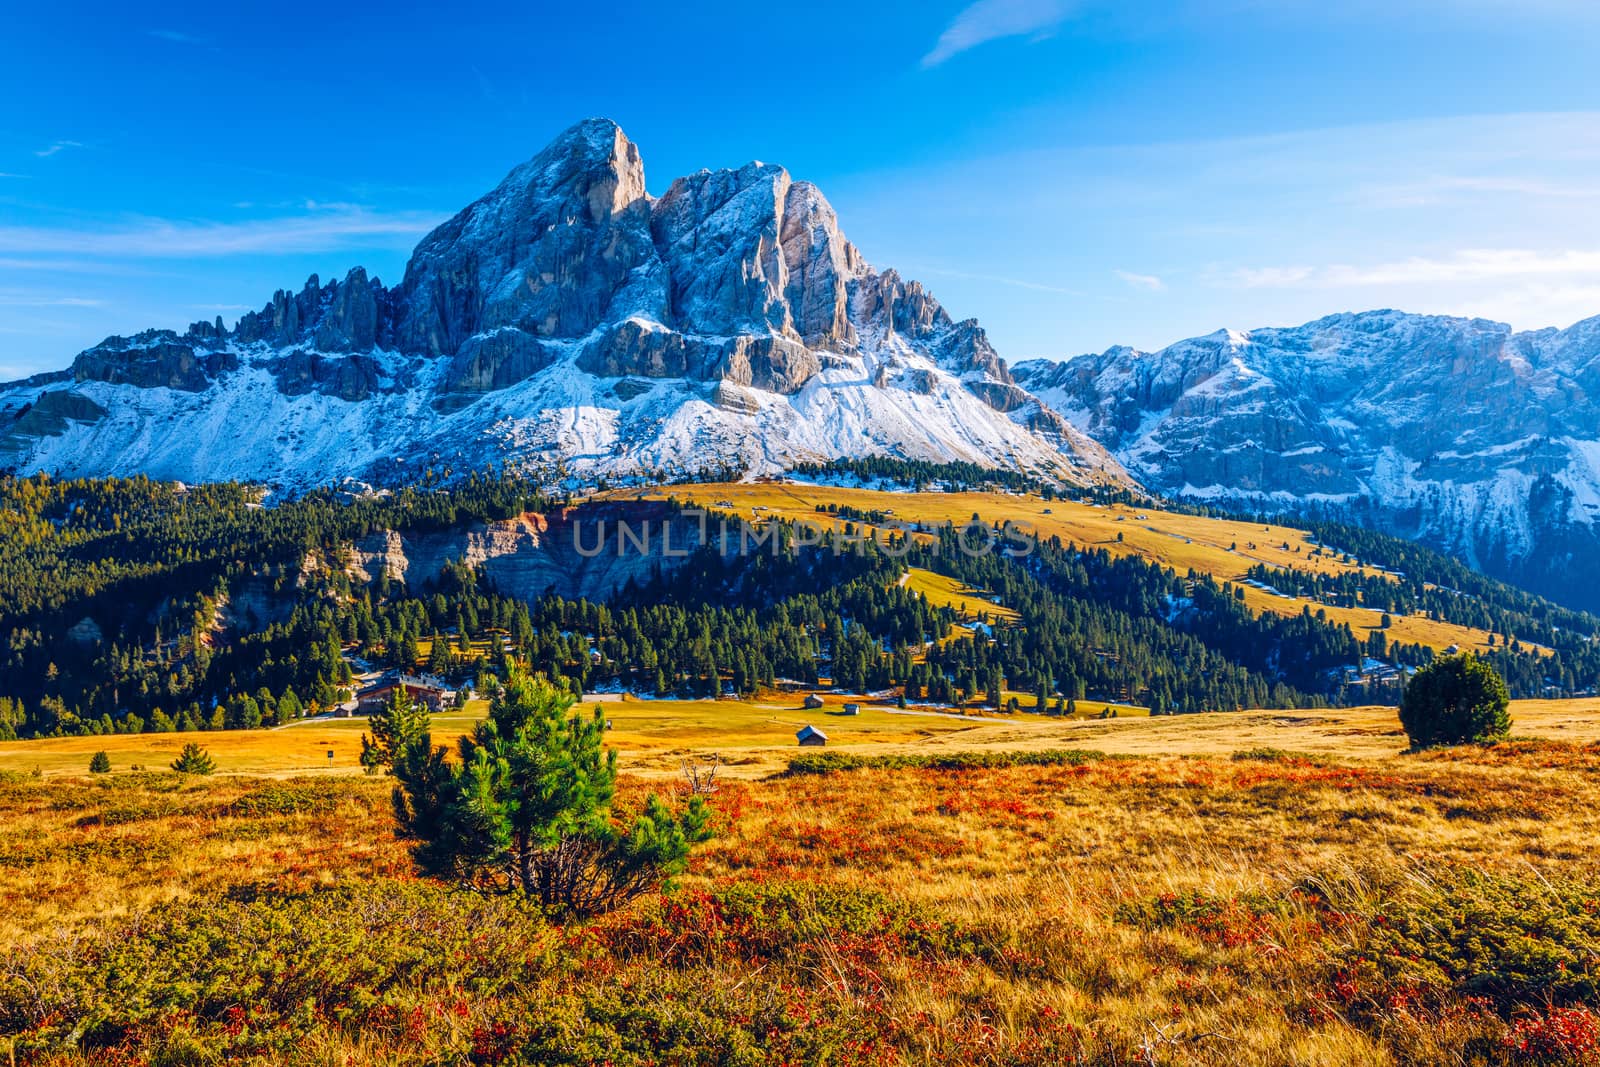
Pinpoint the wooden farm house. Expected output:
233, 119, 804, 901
357, 674, 455, 713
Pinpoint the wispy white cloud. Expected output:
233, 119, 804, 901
148, 29, 206, 45
910, 264, 1087, 296
0, 257, 148, 274
1353, 174, 1600, 209
34, 140, 82, 158
1455, 283, 1600, 331
1114, 269, 1165, 291
1228, 265, 1317, 288
1229, 248, 1600, 289
0, 291, 104, 308
1215, 248, 1600, 329
302, 198, 369, 212
0, 207, 445, 259
922, 0, 1075, 67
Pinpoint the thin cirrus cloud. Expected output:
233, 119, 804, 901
34, 140, 82, 158
0, 292, 104, 308
917, 2, 1600, 70
1231, 249, 1600, 289
1350, 175, 1600, 209
910, 264, 1087, 297
0, 257, 153, 274
0, 207, 446, 259
1114, 269, 1165, 292
921, 0, 1075, 67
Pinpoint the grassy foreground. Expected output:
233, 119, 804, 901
5, 706, 1600, 1065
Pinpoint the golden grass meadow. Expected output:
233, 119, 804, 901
5, 695, 1600, 1066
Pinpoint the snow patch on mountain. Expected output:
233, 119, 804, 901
1013, 309, 1600, 607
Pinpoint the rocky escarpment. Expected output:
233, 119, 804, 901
344, 501, 718, 602
1, 118, 1126, 488
72, 326, 238, 393
1015, 311, 1600, 609
235, 268, 388, 352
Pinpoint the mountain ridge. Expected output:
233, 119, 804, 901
0, 118, 1126, 489
1013, 308, 1600, 609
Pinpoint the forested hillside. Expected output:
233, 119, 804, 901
0, 473, 554, 737
1, 471, 1594, 740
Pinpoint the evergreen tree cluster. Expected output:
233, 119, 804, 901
0, 472, 552, 737
4, 471, 1597, 740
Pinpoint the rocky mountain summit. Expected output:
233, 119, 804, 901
0, 119, 1124, 488
1014, 310, 1600, 607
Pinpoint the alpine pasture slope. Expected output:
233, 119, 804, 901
618, 481, 1526, 658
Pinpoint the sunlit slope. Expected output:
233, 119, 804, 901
614, 482, 1522, 657
901, 567, 1021, 623
9, 697, 1600, 779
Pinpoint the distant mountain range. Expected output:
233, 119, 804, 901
5, 120, 1600, 607
1013, 311, 1600, 608
0, 119, 1123, 490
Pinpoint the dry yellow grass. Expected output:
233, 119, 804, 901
9, 696, 1599, 781
7, 721, 1600, 1065
999, 689, 1150, 717
901, 566, 1021, 623
0, 713, 477, 778
614, 482, 1520, 656
0, 694, 998, 779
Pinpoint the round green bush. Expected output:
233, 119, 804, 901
1399, 653, 1511, 749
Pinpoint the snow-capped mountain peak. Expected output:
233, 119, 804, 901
0, 119, 1127, 489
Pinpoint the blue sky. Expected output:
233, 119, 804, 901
3, 0, 1600, 380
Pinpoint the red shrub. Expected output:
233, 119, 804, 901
1505, 1007, 1600, 1065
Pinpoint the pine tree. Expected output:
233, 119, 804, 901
227, 695, 262, 730
88, 750, 111, 774
985, 670, 1003, 709
427, 631, 451, 675
361, 688, 430, 775
388, 673, 710, 916
0, 697, 21, 740
171, 742, 216, 775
